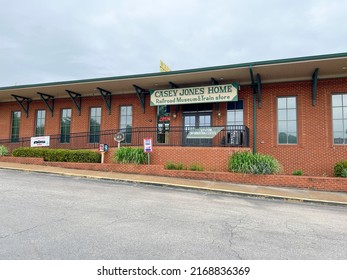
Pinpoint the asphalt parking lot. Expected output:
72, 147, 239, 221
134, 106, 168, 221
1, 169, 346, 260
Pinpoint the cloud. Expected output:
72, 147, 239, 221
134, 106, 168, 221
0, 0, 346, 86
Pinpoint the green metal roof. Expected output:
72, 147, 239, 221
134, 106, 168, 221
1, 52, 347, 91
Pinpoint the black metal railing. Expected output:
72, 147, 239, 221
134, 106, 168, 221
0, 125, 249, 150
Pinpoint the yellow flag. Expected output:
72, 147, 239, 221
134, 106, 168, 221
160, 60, 171, 72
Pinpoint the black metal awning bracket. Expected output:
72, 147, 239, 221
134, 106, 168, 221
133, 84, 148, 113
312, 68, 319, 106
249, 66, 257, 95
37, 92, 55, 117
169, 81, 179, 88
66, 90, 82, 115
96, 87, 112, 115
211, 77, 219, 85
249, 66, 263, 108
11, 94, 32, 118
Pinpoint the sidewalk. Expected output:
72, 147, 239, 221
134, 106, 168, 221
1, 161, 347, 206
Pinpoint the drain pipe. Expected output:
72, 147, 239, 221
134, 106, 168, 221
253, 90, 257, 154
249, 65, 257, 154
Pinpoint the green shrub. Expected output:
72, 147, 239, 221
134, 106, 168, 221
292, 169, 303, 176
189, 164, 204, 171
229, 151, 281, 175
0, 145, 9, 156
114, 147, 147, 164
12, 147, 48, 158
12, 147, 100, 163
341, 169, 347, 178
165, 162, 177, 170
176, 162, 184, 170
164, 162, 204, 171
334, 160, 347, 177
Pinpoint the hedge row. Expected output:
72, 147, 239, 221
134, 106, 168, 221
12, 148, 101, 163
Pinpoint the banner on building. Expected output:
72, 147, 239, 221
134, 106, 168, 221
186, 127, 224, 139
150, 83, 238, 106
30, 136, 50, 147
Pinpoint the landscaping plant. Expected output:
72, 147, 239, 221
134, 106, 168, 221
229, 151, 281, 175
0, 145, 9, 156
164, 162, 177, 170
292, 169, 303, 176
334, 160, 347, 177
12, 147, 101, 163
114, 147, 147, 164
189, 164, 204, 171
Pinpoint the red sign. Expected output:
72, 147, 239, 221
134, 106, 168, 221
159, 116, 170, 122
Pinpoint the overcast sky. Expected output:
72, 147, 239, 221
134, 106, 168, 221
1, 0, 346, 87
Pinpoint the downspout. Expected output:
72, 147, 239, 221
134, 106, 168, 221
253, 90, 257, 154
249, 65, 257, 154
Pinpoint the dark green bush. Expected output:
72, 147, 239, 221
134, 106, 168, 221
334, 160, 347, 177
114, 147, 147, 164
164, 162, 184, 170
12, 148, 101, 163
292, 169, 303, 176
175, 162, 184, 170
165, 162, 177, 170
164, 162, 204, 171
189, 164, 204, 171
229, 151, 281, 175
12, 148, 48, 158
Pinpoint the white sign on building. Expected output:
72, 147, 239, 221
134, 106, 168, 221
150, 83, 238, 106
30, 136, 50, 147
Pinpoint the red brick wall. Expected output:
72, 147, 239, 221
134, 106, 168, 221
254, 78, 347, 176
1, 78, 347, 176
45, 161, 347, 192
0, 156, 44, 165
0, 93, 157, 139
105, 146, 250, 172
1, 156, 346, 192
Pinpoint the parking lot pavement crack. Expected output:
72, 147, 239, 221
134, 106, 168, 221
0, 218, 66, 239
226, 215, 247, 260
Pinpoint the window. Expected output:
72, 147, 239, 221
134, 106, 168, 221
277, 97, 297, 144
11, 111, 21, 142
120, 106, 132, 143
89, 107, 101, 143
227, 100, 244, 126
35, 110, 46, 136
332, 94, 347, 144
60, 109, 72, 143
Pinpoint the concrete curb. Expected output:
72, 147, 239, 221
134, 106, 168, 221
1, 165, 347, 207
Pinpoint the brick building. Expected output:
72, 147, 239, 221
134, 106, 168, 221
0, 53, 346, 176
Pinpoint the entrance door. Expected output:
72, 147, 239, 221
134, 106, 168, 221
183, 113, 212, 146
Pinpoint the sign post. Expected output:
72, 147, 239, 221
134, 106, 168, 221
114, 132, 125, 149
143, 138, 152, 165
99, 144, 108, 164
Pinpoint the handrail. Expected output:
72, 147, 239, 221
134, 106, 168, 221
0, 125, 249, 149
